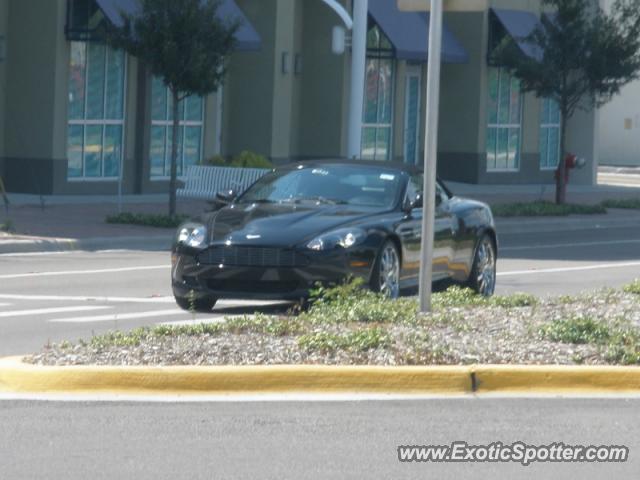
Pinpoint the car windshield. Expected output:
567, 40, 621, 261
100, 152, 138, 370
237, 165, 404, 209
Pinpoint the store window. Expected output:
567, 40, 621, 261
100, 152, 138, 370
540, 97, 561, 169
486, 67, 522, 171
67, 41, 126, 179
150, 77, 204, 178
361, 24, 395, 161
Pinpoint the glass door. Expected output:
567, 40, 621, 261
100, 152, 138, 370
403, 66, 421, 165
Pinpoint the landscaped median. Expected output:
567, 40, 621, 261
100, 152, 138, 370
2, 281, 640, 396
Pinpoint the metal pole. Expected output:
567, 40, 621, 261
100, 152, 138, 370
347, 0, 368, 159
418, 0, 443, 313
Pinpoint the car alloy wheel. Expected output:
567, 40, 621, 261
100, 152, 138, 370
377, 242, 400, 299
472, 235, 496, 296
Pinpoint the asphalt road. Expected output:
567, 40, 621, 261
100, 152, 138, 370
1, 222, 640, 355
0, 396, 638, 479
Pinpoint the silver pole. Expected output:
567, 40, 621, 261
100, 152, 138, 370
418, 0, 443, 313
347, 0, 368, 159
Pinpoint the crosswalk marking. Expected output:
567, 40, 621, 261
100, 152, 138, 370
0, 306, 110, 318
0, 265, 170, 280
0, 293, 175, 304
48, 309, 188, 324
0, 303, 11, 307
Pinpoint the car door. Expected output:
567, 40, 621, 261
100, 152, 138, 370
396, 175, 456, 283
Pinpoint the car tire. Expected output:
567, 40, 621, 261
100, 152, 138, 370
467, 234, 496, 297
371, 240, 401, 299
174, 295, 218, 312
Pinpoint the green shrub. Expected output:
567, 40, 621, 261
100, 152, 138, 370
623, 280, 640, 295
298, 328, 390, 353
230, 151, 273, 169
0, 218, 15, 233
539, 315, 612, 344
601, 198, 640, 210
491, 201, 606, 217
106, 212, 188, 228
203, 155, 228, 167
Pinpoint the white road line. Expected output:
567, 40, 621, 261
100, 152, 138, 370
0, 306, 111, 318
2, 392, 640, 403
0, 294, 175, 304
502, 239, 640, 252
0, 265, 170, 280
499, 261, 640, 277
48, 309, 189, 323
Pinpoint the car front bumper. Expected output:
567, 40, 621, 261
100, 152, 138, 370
171, 245, 376, 300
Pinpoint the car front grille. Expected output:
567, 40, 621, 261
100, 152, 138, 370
198, 246, 309, 268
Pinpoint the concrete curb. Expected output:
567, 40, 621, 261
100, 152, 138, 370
496, 213, 640, 234
0, 235, 172, 254
1, 357, 639, 396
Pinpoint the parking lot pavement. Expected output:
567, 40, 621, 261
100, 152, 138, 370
2, 220, 640, 355
0, 251, 292, 356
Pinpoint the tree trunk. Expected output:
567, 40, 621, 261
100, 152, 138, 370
555, 107, 568, 205
169, 89, 180, 216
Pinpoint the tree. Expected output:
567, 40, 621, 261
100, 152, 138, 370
493, 0, 640, 204
109, 0, 239, 215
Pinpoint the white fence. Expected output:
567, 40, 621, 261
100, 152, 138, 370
177, 166, 270, 200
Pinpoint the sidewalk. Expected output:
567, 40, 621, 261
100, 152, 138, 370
0, 195, 209, 254
1, 184, 640, 254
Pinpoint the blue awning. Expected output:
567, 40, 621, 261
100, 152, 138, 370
368, 0, 469, 64
95, 0, 261, 51
491, 8, 543, 60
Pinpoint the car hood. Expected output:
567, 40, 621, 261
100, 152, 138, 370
203, 203, 379, 247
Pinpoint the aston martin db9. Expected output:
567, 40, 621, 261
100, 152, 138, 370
171, 160, 497, 311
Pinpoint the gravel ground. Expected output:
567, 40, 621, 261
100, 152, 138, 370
26, 288, 640, 367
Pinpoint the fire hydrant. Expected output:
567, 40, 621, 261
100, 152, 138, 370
555, 153, 586, 184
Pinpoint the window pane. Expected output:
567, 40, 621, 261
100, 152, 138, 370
540, 127, 549, 168
487, 68, 499, 125
185, 95, 203, 122
508, 128, 520, 169
498, 70, 510, 125
363, 58, 379, 123
85, 125, 103, 177
541, 98, 550, 125
151, 77, 168, 121
486, 127, 497, 170
165, 125, 184, 176
361, 127, 376, 160
168, 93, 185, 122
67, 125, 84, 178
105, 48, 125, 120
509, 77, 521, 124
548, 127, 560, 167
184, 126, 202, 170
86, 43, 106, 120
496, 128, 509, 169
376, 127, 391, 161
377, 59, 393, 123
104, 124, 122, 177
549, 99, 561, 124
150, 126, 166, 177
68, 42, 86, 120
367, 26, 380, 50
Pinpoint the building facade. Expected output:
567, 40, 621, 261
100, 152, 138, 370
0, 0, 598, 195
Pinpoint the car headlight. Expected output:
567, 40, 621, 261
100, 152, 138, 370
176, 223, 207, 248
306, 228, 366, 251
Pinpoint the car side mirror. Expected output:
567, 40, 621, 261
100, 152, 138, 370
215, 189, 237, 204
404, 194, 423, 212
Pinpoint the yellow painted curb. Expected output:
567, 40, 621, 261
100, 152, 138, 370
0, 357, 471, 395
473, 365, 640, 393
2, 357, 640, 396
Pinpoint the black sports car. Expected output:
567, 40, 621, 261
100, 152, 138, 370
171, 160, 497, 311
